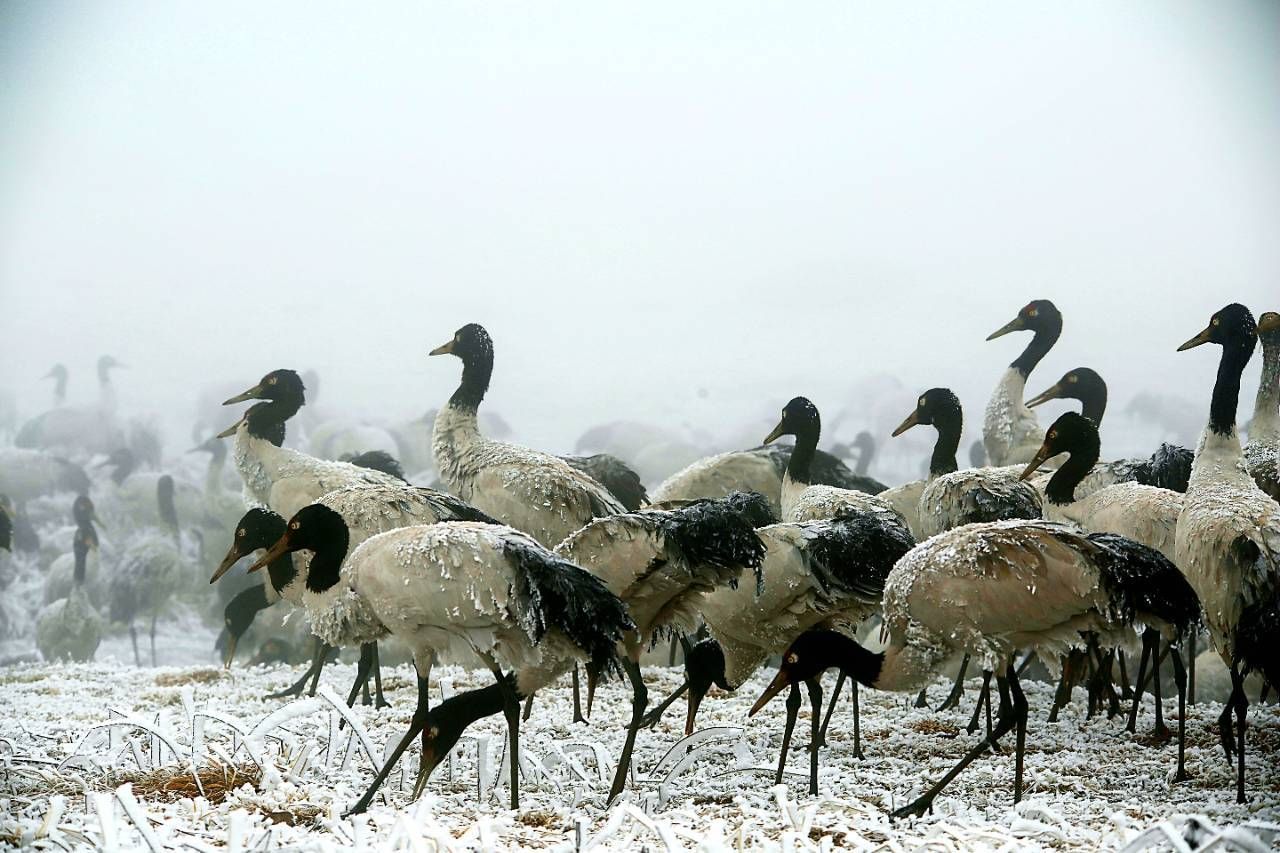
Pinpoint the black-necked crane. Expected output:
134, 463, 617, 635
1174, 303, 1280, 804
246, 505, 633, 813
753, 518, 1198, 815
983, 300, 1063, 467
1243, 311, 1279, 501
36, 524, 103, 662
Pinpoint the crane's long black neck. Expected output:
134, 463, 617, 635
1011, 320, 1062, 378
1254, 333, 1280, 430
266, 551, 297, 594
929, 406, 962, 478
304, 526, 351, 593
98, 362, 111, 385
73, 544, 88, 585
786, 414, 820, 486
245, 400, 298, 446
111, 455, 136, 485
54, 374, 67, 402
1075, 384, 1107, 426
449, 348, 493, 412
818, 631, 886, 687
1210, 336, 1256, 436
1045, 439, 1100, 505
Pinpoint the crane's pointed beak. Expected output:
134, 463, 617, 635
762, 420, 787, 446
216, 417, 244, 439
210, 543, 246, 584
428, 340, 455, 356
247, 536, 291, 573
223, 634, 239, 669
1019, 444, 1054, 481
749, 669, 791, 717
1177, 325, 1214, 352
1025, 382, 1065, 409
986, 316, 1024, 341
223, 384, 266, 405
891, 410, 920, 437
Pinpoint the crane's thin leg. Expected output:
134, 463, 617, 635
966, 671, 992, 736
606, 659, 648, 805
818, 671, 845, 747
1230, 665, 1248, 804
345, 676, 430, 817
1009, 666, 1028, 804
774, 683, 802, 786
498, 672, 521, 809
851, 678, 863, 760
1015, 651, 1035, 678
150, 614, 158, 666
346, 643, 375, 708
1170, 646, 1189, 782
522, 694, 535, 722
805, 678, 823, 796
1126, 630, 1153, 734
129, 624, 141, 667
268, 639, 325, 699
937, 655, 970, 712
892, 667, 1020, 820
372, 643, 391, 710
1048, 655, 1072, 723
641, 681, 688, 730
1151, 636, 1170, 740
1117, 650, 1133, 701
572, 666, 587, 725
1187, 631, 1197, 704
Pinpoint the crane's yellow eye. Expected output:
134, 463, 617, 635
1027, 307, 1038, 317
1048, 430, 1057, 440
1067, 374, 1077, 383
919, 397, 926, 407
290, 521, 300, 530
267, 376, 278, 385
1211, 318, 1220, 326
786, 652, 798, 664
237, 529, 245, 538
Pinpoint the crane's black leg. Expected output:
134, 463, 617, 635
892, 667, 1020, 820
641, 680, 688, 730
346, 643, 375, 708
572, 666, 587, 725
1151, 636, 1169, 740
1170, 646, 1188, 783
371, 643, 391, 709
937, 655, 970, 712
522, 694, 535, 722
774, 683, 802, 786
817, 671, 845, 747
1117, 650, 1133, 701
1009, 665, 1028, 804
268, 639, 327, 699
606, 659, 648, 805
130, 624, 141, 667
1187, 631, 1196, 704
345, 676, 430, 817
497, 672, 521, 809
1048, 655, 1072, 723
1230, 665, 1248, 804
966, 670, 992, 736
805, 678, 823, 796
1126, 630, 1153, 734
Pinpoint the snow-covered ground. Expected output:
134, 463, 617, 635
2, 653, 1278, 851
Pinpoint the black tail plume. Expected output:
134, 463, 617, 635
1087, 532, 1200, 635
660, 491, 774, 594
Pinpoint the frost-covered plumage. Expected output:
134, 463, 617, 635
555, 491, 773, 649
0, 448, 90, 502
916, 466, 1042, 538
559, 453, 649, 511
36, 529, 103, 663
879, 388, 964, 537
1244, 312, 1279, 501
431, 325, 625, 548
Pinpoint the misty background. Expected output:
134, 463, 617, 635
2, 1, 1278, 484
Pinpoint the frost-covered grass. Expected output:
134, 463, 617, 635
1, 658, 1278, 851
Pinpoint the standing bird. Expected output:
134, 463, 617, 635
16, 356, 127, 458
753, 519, 1198, 814
246, 507, 633, 813
1174, 304, 1280, 803
555, 491, 774, 802
1025, 367, 1194, 493
429, 324, 625, 548
36, 526, 104, 662
878, 388, 964, 538
762, 397, 905, 526
107, 483, 183, 666
1244, 311, 1280, 501
983, 300, 1063, 467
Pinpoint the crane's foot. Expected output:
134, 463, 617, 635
891, 795, 934, 821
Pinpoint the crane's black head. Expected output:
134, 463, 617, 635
418, 676, 513, 788
1178, 304, 1257, 353
72, 494, 99, 529
749, 630, 846, 718
892, 388, 961, 437
429, 323, 492, 362
98, 354, 126, 373
188, 435, 228, 463
986, 299, 1062, 341
1020, 411, 1100, 482
97, 447, 137, 484
852, 430, 876, 455
222, 369, 306, 406
220, 585, 271, 668
763, 397, 820, 446
43, 363, 69, 382
211, 507, 286, 583
247, 503, 350, 593
684, 638, 728, 736
1026, 367, 1106, 408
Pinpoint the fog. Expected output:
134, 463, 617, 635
2, 1, 1278, 481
